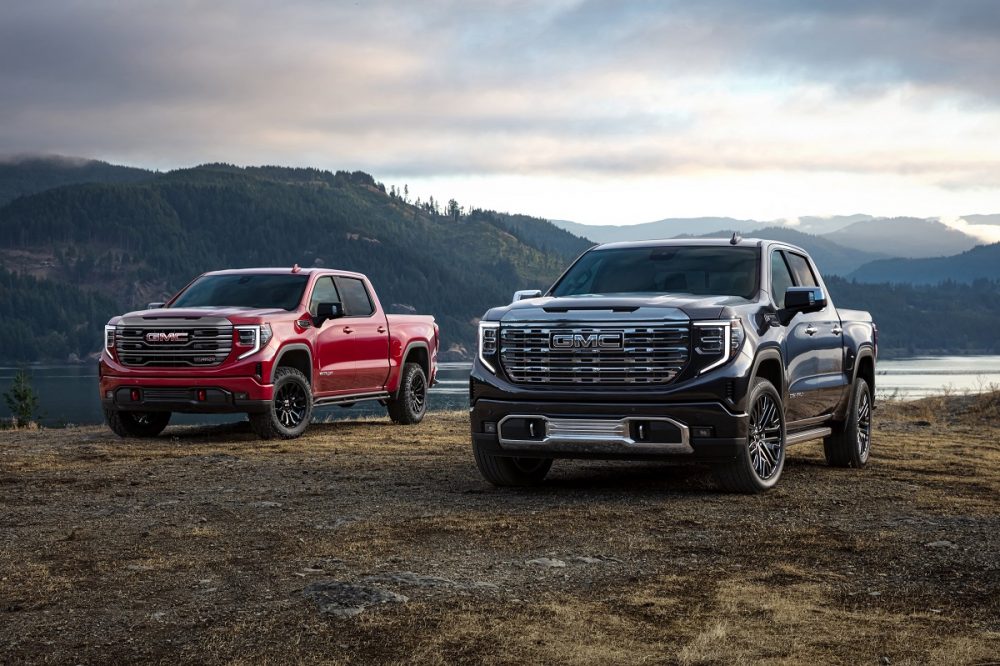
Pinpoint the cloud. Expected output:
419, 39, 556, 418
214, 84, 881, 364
939, 216, 1000, 244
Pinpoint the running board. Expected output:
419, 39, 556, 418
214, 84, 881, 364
786, 427, 832, 445
313, 391, 391, 407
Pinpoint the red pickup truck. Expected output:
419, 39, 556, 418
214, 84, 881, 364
99, 266, 438, 439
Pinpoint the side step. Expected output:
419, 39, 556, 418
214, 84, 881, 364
313, 391, 391, 408
786, 427, 832, 446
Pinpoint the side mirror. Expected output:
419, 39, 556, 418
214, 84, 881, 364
512, 289, 543, 303
147, 302, 165, 309
314, 302, 344, 325
778, 287, 826, 324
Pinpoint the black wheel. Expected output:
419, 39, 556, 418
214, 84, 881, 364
104, 408, 170, 438
824, 378, 872, 468
473, 439, 552, 487
386, 363, 428, 425
249, 367, 313, 439
714, 378, 786, 493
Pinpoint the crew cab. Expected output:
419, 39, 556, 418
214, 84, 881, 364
470, 237, 877, 492
100, 266, 438, 439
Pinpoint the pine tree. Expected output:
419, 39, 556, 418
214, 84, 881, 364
3, 367, 40, 427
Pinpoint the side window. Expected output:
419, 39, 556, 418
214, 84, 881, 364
335, 277, 375, 316
309, 276, 340, 316
770, 251, 795, 308
785, 252, 819, 287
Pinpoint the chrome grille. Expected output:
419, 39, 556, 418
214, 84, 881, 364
115, 322, 233, 367
500, 324, 689, 385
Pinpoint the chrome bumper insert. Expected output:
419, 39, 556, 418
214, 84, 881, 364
497, 414, 692, 454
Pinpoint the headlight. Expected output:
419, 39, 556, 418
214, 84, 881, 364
236, 324, 273, 359
692, 319, 744, 374
478, 321, 499, 373
104, 325, 116, 352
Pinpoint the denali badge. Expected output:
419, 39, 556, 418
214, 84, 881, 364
550, 332, 624, 349
145, 331, 189, 343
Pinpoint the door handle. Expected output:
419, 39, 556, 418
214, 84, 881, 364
804, 325, 818, 336
377, 326, 386, 334
343, 326, 354, 334
831, 326, 843, 335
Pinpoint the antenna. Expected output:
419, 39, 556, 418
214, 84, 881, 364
291, 263, 301, 273
730, 232, 742, 245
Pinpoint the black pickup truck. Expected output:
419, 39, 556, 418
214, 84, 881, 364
470, 237, 877, 492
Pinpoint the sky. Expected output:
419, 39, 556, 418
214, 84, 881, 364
1, 0, 999, 227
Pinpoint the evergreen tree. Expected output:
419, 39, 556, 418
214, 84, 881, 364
3, 367, 40, 427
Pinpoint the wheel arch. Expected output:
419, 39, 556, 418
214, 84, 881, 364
271, 344, 313, 384
394, 341, 429, 398
751, 348, 786, 401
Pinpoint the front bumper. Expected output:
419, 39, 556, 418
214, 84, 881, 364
471, 398, 747, 461
100, 374, 273, 414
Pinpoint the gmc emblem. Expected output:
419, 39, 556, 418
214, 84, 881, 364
550, 332, 623, 350
145, 331, 189, 343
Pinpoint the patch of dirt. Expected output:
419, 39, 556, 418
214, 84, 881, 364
1, 396, 998, 664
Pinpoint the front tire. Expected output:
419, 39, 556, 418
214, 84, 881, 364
249, 367, 313, 439
104, 409, 170, 438
386, 362, 428, 425
823, 378, 872, 468
714, 378, 786, 493
473, 440, 552, 487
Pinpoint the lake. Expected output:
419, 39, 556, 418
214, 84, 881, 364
2, 356, 998, 426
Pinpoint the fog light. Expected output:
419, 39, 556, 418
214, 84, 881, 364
692, 426, 715, 438
130, 389, 140, 402
235, 392, 249, 400
483, 421, 497, 434
197, 389, 207, 402
105, 390, 113, 399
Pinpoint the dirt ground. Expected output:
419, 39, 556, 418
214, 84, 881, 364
1, 393, 998, 665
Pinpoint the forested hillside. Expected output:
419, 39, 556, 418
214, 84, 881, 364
0, 163, 591, 362
0, 156, 153, 206
849, 243, 1000, 284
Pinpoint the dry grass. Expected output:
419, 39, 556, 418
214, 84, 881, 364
1, 398, 998, 664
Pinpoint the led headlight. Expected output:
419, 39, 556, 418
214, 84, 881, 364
478, 321, 499, 373
236, 323, 273, 359
104, 325, 116, 352
693, 319, 745, 374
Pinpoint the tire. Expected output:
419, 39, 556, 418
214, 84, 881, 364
713, 378, 786, 493
104, 408, 170, 438
386, 362, 428, 425
823, 378, 872, 468
249, 367, 313, 439
473, 439, 553, 487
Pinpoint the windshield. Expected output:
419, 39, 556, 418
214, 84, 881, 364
550, 246, 759, 299
170, 274, 308, 310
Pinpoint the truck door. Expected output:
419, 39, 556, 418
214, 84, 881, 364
777, 250, 847, 422
334, 276, 391, 393
309, 276, 357, 394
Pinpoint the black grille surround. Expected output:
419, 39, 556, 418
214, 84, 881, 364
115, 319, 234, 368
499, 323, 690, 385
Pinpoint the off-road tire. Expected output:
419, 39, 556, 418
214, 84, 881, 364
249, 367, 313, 439
473, 440, 553, 486
824, 378, 872, 468
386, 363, 428, 425
713, 378, 786, 493
104, 408, 170, 438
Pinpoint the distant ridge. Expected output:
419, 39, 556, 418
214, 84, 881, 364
0, 154, 154, 206
850, 243, 1000, 284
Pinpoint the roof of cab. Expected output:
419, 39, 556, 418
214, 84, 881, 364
591, 237, 808, 255
201, 267, 367, 279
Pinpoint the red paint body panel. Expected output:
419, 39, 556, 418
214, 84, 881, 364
99, 268, 438, 412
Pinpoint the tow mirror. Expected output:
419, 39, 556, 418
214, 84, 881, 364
512, 289, 543, 303
778, 287, 826, 324
147, 302, 165, 309
315, 302, 344, 325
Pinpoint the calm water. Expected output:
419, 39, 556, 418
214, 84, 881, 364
1, 357, 998, 426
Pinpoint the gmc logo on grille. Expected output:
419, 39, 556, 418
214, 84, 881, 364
145, 331, 189, 343
550, 332, 624, 349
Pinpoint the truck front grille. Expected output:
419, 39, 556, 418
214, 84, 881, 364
499, 324, 689, 385
116, 323, 234, 368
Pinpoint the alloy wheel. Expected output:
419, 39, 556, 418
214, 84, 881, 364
275, 381, 308, 428
748, 393, 783, 480
857, 389, 872, 459
408, 371, 426, 414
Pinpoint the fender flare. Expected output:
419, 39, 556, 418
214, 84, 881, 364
749, 346, 786, 402
270, 343, 313, 383
394, 341, 430, 398
851, 344, 876, 387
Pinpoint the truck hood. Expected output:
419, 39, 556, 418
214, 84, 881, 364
486, 293, 752, 323
111, 306, 293, 324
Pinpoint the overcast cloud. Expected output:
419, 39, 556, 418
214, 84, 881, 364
1, 0, 998, 221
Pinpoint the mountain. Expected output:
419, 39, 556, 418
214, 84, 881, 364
850, 243, 1000, 284
0, 163, 590, 362
0, 155, 153, 206
553, 217, 762, 244
674, 226, 888, 276
825, 217, 978, 258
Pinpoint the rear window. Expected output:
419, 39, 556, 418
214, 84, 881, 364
335, 277, 375, 316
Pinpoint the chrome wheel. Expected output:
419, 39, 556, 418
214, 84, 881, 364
275, 381, 308, 428
748, 393, 784, 480
857, 389, 872, 459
